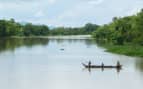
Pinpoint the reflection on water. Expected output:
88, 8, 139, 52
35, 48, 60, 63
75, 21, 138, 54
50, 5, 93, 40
136, 58, 143, 73
0, 38, 143, 89
83, 67, 122, 74
0, 38, 49, 52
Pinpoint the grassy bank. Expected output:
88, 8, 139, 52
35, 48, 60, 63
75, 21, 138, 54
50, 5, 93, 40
102, 44, 143, 57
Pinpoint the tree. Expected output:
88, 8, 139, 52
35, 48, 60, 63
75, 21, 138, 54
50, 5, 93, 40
92, 9, 143, 45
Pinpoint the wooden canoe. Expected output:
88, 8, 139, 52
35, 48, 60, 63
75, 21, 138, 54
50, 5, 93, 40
82, 63, 122, 69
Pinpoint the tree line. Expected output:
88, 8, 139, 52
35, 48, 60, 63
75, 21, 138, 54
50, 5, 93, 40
0, 19, 99, 37
0, 19, 49, 37
49, 23, 99, 35
92, 9, 143, 45
1, 8, 143, 45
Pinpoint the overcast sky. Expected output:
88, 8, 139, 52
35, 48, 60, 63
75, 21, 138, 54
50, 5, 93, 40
0, 0, 143, 27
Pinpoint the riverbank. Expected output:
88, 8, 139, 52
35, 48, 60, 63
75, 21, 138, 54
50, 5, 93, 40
103, 44, 143, 57
11, 35, 92, 39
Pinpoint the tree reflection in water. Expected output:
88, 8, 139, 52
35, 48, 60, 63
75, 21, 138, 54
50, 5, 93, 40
0, 38, 49, 53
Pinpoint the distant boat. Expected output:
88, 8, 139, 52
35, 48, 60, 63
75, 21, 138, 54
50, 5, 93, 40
60, 48, 64, 50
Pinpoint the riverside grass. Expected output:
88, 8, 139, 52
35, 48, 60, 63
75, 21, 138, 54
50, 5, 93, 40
102, 44, 143, 57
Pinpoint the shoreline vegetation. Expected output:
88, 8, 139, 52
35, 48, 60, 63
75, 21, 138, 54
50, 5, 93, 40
1, 9, 143, 57
92, 9, 143, 58
0, 19, 99, 37
100, 44, 143, 57
11, 35, 92, 39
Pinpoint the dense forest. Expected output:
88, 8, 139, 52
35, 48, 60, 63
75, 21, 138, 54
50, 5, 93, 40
0, 19, 99, 37
92, 9, 143, 46
49, 23, 99, 35
0, 19, 49, 37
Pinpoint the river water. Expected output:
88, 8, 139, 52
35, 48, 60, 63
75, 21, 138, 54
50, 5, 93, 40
0, 38, 143, 89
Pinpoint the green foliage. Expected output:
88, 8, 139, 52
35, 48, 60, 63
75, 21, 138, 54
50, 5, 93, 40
0, 19, 49, 37
0, 19, 98, 36
103, 44, 143, 57
23, 23, 49, 36
49, 23, 99, 35
84, 23, 99, 34
92, 9, 143, 45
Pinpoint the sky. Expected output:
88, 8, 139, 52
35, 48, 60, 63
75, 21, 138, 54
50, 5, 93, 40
0, 0, 143, 27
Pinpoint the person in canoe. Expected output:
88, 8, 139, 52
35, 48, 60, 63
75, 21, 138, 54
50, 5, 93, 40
88, 60, 91, 67
117, 61, 121, 68
101, 62, 104, 68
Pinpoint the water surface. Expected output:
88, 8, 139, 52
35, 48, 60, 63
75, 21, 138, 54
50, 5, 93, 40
0, 38, 143, 89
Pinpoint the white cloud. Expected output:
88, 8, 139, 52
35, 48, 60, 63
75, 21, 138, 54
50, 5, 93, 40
124, 1, 143, 16
0, 1, 39, 9
0, 2, 21, 9
34, 11, 45, 17
88, 0, 104, 5
55, 2, 98, 27
1, 0, 143, 27
47, 0, 56, 4
58, 2, 90, 20
58, 10, 78, 20
126, 7, 142, 16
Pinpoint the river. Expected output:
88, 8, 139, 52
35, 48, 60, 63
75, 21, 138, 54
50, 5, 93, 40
0, 37, 143, 89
